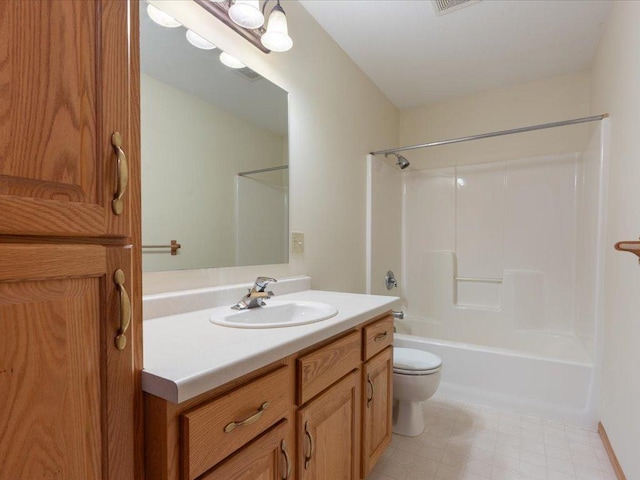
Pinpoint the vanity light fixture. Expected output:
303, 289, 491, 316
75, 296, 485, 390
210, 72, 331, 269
219, 51, 247, 69
194, 0, 293, 54
229, 0, 264, 29
146, 3, 182, 28
186, 29, 217, 50
261, 1, 293, 52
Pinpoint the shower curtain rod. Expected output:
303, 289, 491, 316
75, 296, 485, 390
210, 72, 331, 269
369, 114, 608, 156
237, 165, 288, 176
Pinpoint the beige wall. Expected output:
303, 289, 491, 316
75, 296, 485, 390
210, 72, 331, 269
141, 74, 286, 272
399, 71, 591, 170
143, 1, 399, 294
590, 2, 640, 478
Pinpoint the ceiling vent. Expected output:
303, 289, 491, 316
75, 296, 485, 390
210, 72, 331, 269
232, 67, 263, 82
432, 0, 480, 16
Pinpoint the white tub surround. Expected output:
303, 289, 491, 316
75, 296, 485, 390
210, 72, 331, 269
143, 284, 399, 403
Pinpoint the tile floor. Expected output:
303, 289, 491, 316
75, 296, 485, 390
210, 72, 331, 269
367, 395, 617, 480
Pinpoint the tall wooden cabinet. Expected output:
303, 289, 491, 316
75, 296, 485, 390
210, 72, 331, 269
0, 2, 141, 479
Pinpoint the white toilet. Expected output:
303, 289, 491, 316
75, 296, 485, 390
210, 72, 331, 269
392, 347, 443, 437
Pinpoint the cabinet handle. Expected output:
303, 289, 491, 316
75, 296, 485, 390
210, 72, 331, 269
280, 439, 292, 480
113, 269, 131, 351
111, 131, 128, 215
303, 421, 314, 470
374, 332, 388, 342
224, 402, 269, 433
367, 373, 375, 408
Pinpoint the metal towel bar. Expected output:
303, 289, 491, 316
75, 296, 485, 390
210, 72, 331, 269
142, 240, 181, 256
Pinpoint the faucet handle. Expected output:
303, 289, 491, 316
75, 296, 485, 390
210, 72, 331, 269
253, 276, 277, 292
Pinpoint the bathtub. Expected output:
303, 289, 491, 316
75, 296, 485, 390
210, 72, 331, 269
394, 327, 598, 429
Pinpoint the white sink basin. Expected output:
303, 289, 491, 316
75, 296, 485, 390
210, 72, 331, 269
209, 300, 338, 328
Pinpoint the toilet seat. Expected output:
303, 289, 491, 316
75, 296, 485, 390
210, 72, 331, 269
393, 347, 442, 375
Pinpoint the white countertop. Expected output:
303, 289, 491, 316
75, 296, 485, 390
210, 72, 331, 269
142, 289, 400, 403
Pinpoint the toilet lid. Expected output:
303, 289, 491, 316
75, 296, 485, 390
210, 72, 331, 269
394, 347, 442, 373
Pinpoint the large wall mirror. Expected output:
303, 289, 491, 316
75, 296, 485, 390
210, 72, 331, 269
140, 4, 289, 272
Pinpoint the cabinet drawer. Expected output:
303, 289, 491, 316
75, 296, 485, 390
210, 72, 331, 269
298, 331, 361, 405
363, 316, 393, 361
181, 365, 292, 480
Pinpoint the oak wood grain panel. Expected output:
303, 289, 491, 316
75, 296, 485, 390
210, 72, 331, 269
0, 259, 104, 478
0, 243, 106, 282
105, 246, 135, 480
297, 370, 361, 480
99, 0, 132, 237
0, 0, 108, 237
199, 419, 295, 480
0, 196, 105, 237
181, 365, 293, 480
0, 0, 96, 191
127, 0, 144, 477
363, 315, 394, 361
362, 347, 393, 477
298, 330, 361, 405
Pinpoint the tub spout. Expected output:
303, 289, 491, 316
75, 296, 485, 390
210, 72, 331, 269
392, 310, 404, 320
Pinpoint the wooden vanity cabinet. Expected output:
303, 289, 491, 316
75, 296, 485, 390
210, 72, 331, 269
199, 420, 295, 480
144, 312, 394, 480
0, 0, 135, 239
297, 370, 361, 480
0, 1, 141, 479
362, 348, 393, 478
361, 316, 394, 477
0, 244, 136, 479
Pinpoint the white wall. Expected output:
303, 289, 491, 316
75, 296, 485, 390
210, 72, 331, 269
141, 74, 286, 272
143, 1, 399, 294
590, 2, 640, 478
399, 71, 591, 170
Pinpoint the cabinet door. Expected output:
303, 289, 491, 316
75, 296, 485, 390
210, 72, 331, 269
0, 0, 134, 238
0, 244, 136, 480
362, 347, 393, 477
199, 419, 295, 480
298, 370, 360, 480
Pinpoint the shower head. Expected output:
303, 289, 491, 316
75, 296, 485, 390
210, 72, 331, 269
385, 152, 410, 170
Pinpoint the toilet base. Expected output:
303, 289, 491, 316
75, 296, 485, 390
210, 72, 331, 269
392, 399, 425, 437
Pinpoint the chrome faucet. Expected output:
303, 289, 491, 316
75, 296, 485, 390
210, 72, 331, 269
231, 276, 278, 310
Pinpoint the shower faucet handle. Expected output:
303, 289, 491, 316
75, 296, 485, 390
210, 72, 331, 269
385, 270, 398, 290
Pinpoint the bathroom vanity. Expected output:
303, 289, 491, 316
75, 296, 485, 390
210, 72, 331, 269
142, 286, 397, 480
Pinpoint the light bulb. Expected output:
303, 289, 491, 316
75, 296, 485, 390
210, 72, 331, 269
186, 29, 216, 50
146, 4, 181, 28
219, 52, 246, 69
229, 0, 264, 29
261, 4, 292, 52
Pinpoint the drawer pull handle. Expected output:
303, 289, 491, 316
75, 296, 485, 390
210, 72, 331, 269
111, 131, 128, 215
113, 269, 131, 351
304, 421, 314, 469
223, 402, 269, 433
281, 439, 292, 480
367, 373, 375, 408
374, 332, 388, 342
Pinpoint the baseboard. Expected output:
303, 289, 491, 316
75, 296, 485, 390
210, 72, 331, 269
598, 422, 627, 480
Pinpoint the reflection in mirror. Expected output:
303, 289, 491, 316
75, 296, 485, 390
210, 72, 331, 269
140, 3, 289, 272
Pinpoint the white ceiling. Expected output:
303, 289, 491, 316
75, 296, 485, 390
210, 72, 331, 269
299, 0, 613, 109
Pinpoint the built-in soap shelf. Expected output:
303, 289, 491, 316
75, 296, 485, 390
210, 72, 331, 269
614, 240, 640, 262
